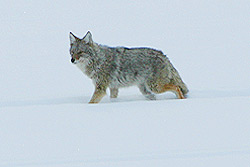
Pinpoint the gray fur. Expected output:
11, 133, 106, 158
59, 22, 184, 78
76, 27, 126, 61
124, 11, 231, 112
69, 31, 188, 103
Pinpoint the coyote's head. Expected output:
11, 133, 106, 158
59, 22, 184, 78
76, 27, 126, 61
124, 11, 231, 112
69, 31, 95, 64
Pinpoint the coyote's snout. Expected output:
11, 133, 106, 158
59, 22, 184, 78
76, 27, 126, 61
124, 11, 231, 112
71, 58, 75, 63
69, 31, 188, 103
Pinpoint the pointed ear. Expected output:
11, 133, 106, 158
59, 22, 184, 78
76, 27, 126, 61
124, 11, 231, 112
82, 31, 93, 44
69, 32, 78, 44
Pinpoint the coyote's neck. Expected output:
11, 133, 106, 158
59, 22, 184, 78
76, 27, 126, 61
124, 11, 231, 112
77, 43, 109, 80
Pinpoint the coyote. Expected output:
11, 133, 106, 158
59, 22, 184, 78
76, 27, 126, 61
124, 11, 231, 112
69, 31, 188, 103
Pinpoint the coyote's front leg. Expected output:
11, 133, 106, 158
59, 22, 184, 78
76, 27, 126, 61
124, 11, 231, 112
89, 84, 108, 104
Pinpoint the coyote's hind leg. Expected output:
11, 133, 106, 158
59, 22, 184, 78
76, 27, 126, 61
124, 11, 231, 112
110, 88, 118, 98
150, 83, 185, 99
138, 84, 156, 100
162, 84, 185, 99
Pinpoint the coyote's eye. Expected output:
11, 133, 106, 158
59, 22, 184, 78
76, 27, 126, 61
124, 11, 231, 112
77, 51, 83, 55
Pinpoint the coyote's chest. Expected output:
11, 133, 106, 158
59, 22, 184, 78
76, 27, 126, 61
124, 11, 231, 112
76, 59, 95, 78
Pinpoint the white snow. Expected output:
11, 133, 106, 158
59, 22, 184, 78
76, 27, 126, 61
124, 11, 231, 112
0, 0, 250, 166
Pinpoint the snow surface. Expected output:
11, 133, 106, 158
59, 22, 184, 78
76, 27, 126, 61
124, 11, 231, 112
1, 0, 250, 166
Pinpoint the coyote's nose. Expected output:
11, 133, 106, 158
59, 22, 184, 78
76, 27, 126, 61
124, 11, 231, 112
71, 58, 75, 63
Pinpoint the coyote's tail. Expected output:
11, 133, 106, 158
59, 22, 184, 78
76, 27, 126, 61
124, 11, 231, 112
169, 63, 189, 96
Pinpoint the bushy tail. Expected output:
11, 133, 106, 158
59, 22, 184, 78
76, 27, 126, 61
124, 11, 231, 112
169, 63, 189, 96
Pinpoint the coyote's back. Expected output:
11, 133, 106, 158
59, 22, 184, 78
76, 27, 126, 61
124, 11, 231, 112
69, 31, 188, 103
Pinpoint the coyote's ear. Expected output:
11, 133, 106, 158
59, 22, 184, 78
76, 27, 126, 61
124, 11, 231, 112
69, 32, 78, 44
82, 31, 93, 45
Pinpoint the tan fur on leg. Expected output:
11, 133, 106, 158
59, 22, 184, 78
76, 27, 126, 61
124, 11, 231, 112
151, 83, 185, 99
89, 86, 107, 104
163, 84, 185, 99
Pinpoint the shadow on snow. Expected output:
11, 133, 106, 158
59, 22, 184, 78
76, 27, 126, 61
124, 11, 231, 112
0, 89, 249, 108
